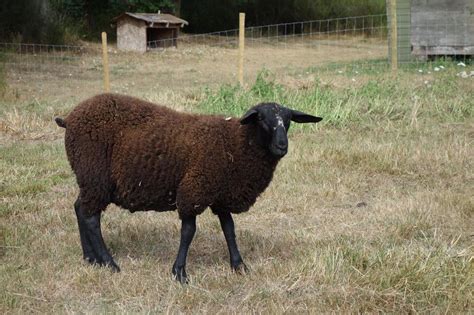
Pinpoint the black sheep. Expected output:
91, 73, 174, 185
55, 93, 322, 282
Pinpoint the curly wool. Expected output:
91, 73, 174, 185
61, 93, 279, 218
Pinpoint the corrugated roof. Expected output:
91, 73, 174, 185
114, 12, 189, 26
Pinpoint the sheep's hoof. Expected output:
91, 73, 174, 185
231, 261, 249, 275
86, 257, 120, 273
172, 265, 188, 284
105, 261, 121, 273
84, 255, 102, 265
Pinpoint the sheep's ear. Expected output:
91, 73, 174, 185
290, 109, 322, 123
240, 109, 259, 125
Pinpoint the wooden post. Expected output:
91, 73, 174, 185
101, 32, 110, 92
390, 0, 398, 71
238, 13, 245, 86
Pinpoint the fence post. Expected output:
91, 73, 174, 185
101, 32, 110, 92
238, 12, 245, 87
390, 0, 398, 71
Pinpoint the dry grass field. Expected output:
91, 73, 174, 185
0, 42, 473, 313
2, 36, 386, 104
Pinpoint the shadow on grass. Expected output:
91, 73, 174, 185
102, 211, 314, 269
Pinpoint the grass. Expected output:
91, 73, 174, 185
198, 64, 473, 127
0, 52, 473, 312
1, 36, 388, 104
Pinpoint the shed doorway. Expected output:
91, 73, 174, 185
147, 28, 177, 48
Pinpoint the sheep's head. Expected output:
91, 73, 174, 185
240, 103, 322, 158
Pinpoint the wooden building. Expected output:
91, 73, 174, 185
388, 0, 474, 62
114, 12, 188, 53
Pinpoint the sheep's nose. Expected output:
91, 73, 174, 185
273, 128, 288, 150
276, 141, 287, 150
276, 135, 288, 149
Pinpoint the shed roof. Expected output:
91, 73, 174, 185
114, 12, 188, 26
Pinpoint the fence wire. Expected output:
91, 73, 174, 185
0, 13, 472, 102
147, 14, 388, 49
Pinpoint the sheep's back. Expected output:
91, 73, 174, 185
64, 93, 168, 133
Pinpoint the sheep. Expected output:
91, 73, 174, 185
55, 93, 322, 282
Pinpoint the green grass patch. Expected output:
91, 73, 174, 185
197, 67, 473, 128
0, 142, 71, 200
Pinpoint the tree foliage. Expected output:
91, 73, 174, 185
182, 0, 385, 33
0, 0, 177, 43
50, 0, 177, 40
0, 0, 63, 43
0, 0, 385, 44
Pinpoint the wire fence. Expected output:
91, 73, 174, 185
0, 42, 102, 82
147, 14, 388, 49
0, 14, 389, 88
0, 12, 472, 102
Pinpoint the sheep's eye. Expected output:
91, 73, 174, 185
257, 115, 264, 121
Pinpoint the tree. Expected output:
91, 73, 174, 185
0, 0, 385, 43
51, 0, 176, 39
0, 0, 67, 43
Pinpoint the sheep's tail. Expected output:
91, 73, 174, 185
55, 117, 66, 128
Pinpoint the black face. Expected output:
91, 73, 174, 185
240, 103, 322, 158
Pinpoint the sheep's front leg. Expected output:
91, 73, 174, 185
218, 212, 249, 274
172, 216, 196, 283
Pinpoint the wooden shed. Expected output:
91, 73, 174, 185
388, 0, 474, 62
114, 12, 188, 53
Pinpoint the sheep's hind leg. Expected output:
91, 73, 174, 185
172, 216, 196, 283
218, 212, 249, 274
74, 198, 100, 264
75, 199, 120, 272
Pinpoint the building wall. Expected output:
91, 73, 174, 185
117, 16, 147, 53
388, 0, 474, 61
411, 0, 474, 56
